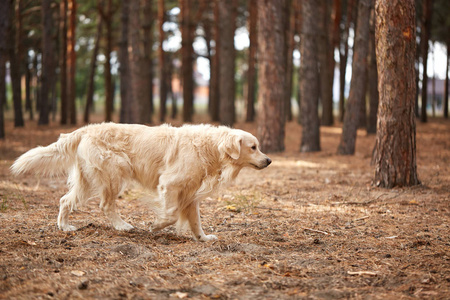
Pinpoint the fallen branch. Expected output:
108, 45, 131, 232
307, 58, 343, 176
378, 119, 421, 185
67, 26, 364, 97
347, 271, 378, 276
302, 228, 329, 235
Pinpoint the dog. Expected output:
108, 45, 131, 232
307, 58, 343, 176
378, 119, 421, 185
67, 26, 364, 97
11, 123, 271, 241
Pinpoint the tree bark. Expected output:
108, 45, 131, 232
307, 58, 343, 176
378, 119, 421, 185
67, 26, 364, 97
420, 0, 432, 123
119, 0, 132, 123
374, 0, 419, 188
141, 0, 154, 123
180, 0, 194, 122
337, 0, 371, 155
245, 0, 257, 123
84, 3, 103, 124
67, 0, 77, 125
209, 0, 220, 122
104, 0, 114, 122
339, 0, 355, 122
39, 0, 55, 125
218, 0, 236, 126
299, 0, 321, 152
0, 0, 10, 138
158, 0, 168, 122
60, 0, 68, 125
367, 7, 378, 134
444, 41, 449, 119
285, 0, 295, 122
318, 0, 333, 126
257, 0, 286, 153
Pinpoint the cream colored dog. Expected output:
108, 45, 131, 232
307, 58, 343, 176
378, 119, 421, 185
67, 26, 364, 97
11, 123, 271, 241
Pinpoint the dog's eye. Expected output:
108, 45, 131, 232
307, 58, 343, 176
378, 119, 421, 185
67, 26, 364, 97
251, 146, 257, 150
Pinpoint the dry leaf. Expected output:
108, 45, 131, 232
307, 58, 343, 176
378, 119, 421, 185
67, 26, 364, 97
71, 270, 86, 277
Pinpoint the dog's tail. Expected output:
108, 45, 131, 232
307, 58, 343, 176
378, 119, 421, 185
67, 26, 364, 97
11, 131, 83, 177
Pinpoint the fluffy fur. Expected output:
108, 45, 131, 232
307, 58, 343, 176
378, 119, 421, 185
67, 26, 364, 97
11, 123, 271, 241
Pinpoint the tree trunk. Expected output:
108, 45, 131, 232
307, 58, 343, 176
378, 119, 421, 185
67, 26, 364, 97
9, 0, 24, 128
67, 0, 77, 125
84, 3, 103, 124
299, 0, 321, 152
0, 0, 10, 138
60, 0, 68, 125
218, 0, 236, 126
444, 41, 449, 119
209, 0, 220, 122
245, 0, 257, 123
374, 0, 419, 188
339, 0, 355, 122
257, 0, 286, 153
284, 0, 295, 122
119, 0, 132, 123
141, 0, 154, 123
39, 0, 55, 125
180, 0, 194, 122
158, 0, 168, 122
420, 0, 432, 123
337, 0, 371, 155
367, 7, 378, 134
104, 0, 114, 122
318, 0, 333, 126
25, 59, 33, 120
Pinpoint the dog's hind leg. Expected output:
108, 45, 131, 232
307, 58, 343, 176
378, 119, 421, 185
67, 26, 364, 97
182, 201, 218, 242
100, 187, 134, 231
150, 184, 180, 232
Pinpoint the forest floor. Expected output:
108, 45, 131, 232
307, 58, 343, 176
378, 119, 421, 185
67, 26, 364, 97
0, 117, 449, 299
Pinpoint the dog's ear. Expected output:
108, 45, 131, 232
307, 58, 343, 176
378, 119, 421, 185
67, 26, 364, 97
219, 134, 242, 160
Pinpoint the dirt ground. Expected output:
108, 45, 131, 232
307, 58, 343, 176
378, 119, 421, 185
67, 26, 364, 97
0, 117, 449, 299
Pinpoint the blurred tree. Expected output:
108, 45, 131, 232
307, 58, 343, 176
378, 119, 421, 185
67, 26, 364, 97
420, 0, 432, 123
374, 0, 419, 187
218, 0, 237, 126
284, 0, 296, 122
337, 0, 371, 155
299, 0, 321, 152
209, 0, 220, 122
60, 0, 68, 125
245, 0, 257, 123
180, 0, 194, 122
367, 7, 378, 134
67, 0, 77, 124
257, 0, 286, 153
103, 0, 114, 122
158, 0, 168, 122
0, 0, 10, 138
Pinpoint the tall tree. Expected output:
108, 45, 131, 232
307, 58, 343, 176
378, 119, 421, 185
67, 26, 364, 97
284, 0, 296, 122
84, 2, 103, 124
337, 0, 371, 155
245, 0, 257, 123
67, 0, 77, 124
158, 0, 168, 122
180, 0, 194, 122
218, 0, 237, 126
0, 0, 10, 138
9, 0, 24, 128
299, 0, 320, 152
60, 0, 68, 125
103, 0, 114, 122
209, 0, 220, 122
39, 0, 55, 125
420, 0, 432, 123
367, 7, 379, 134
257, 0, 287, 153
445, 43, 449, 119
374, 0, 419, 187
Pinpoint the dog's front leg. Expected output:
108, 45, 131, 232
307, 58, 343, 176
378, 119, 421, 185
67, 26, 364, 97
184, 201, 218, 242
150, 184, 180, 232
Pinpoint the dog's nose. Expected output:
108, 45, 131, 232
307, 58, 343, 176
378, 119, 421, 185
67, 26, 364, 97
266, 157, 272, 166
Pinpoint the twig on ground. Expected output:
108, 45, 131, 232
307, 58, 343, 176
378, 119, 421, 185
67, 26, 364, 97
302, 227, 329, 235
347, 271, 378, 276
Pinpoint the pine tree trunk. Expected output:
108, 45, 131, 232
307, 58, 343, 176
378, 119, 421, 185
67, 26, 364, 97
39, 0, 54, 125
339, 0, 355, 122
60, 0, 68, 125
285, 0, 295, 122
218, 0, 236, 126
209, 0, 220, 122
337, 0, 371, 155
67, 0, 77, 125
0, 0, 10, 138
104, 0, 114, 122
119, 0, 131, 123
245, 0, 257, 123
180, 0, 194, 122
367, 8, 378, 134
25, 61, 33, 120
319, 0, 333, 126
444, 41, 449, 119
84, 5, 103, 124
420, 0, 432, 123
299, 0, 321, 152
374, 0, 419, 188
257, 0, 286, 153
158, 0, 168, 122
141, 0, 153, 123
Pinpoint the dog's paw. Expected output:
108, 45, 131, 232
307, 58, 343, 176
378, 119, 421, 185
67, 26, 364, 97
199, 234, 218, 242
113, 222, 134, 231
61, 225, 77, 231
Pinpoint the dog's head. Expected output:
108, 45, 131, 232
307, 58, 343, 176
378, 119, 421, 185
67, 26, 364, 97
218, 129, 271, 169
